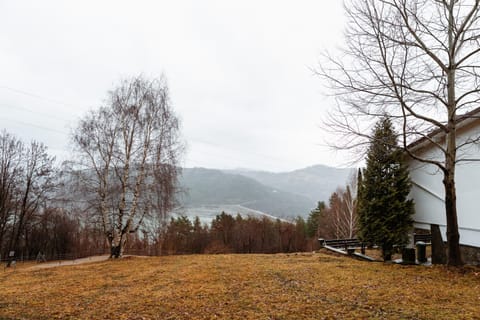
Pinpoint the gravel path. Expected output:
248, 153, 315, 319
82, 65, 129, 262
28, 255, 110, 270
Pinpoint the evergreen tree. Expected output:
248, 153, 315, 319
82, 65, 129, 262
306, 201, 326, 238
192, 216, 208, 254
357, 117, 414, 261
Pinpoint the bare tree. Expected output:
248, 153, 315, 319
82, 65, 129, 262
7, 141, 55, 261
342, 183, 357, 239
72, 75, 183, 258
318, 0, 480, 266
0, 131, 23, 254
0, 131, 56, 264
328, 176, 358, 239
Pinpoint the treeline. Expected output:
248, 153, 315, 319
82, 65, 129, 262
3, 208, 106, 260
129, 212, 313, 255
2, 208, 317, 260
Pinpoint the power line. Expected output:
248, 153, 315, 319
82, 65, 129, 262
0, 116, 69, 135
0, 85, 82, 109
0, 103, 73, 123
0, 86, 290, 169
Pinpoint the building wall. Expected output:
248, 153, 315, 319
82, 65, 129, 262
408, 122, 480, 248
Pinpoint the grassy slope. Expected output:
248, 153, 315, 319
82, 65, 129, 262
0, 253, 479, 319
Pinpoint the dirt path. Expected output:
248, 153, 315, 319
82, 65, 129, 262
28, 255, 110, 270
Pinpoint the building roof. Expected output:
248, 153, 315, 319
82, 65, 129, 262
407, 107, 480, 152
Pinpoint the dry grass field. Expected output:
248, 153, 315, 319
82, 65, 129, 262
0, 252, 479, 319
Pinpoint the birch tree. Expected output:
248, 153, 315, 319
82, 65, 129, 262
328, 180, 358, 239
72, 76, 182, 258
318, 0, 480, 266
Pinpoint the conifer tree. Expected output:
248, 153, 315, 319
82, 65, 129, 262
357, 117, 414, 261
306, 201, 326, 238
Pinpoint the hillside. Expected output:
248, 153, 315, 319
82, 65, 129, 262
1, 254, 478, 319
179, 168, 315, 218
227, 164, 353, 202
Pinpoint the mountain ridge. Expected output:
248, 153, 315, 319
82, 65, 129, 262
178, 164, 353, 219
224, 164, 353, 203
179, 167, 314, 218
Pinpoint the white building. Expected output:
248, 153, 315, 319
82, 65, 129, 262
407, 109, 480, 263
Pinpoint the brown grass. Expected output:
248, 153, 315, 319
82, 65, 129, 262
0, 252, 479, 319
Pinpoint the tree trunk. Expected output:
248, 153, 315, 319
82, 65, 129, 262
109, 233, 127, 258
110, 245, 122, 259
443, 173, 463, 266
443, 0, 463, 267
431, 224, 447, 264
382, 243, 392, 261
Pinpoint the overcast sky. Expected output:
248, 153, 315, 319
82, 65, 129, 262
0, 1, 346, 172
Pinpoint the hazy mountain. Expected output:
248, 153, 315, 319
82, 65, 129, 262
225, 164, 354, 203
179, 168, 316, 218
